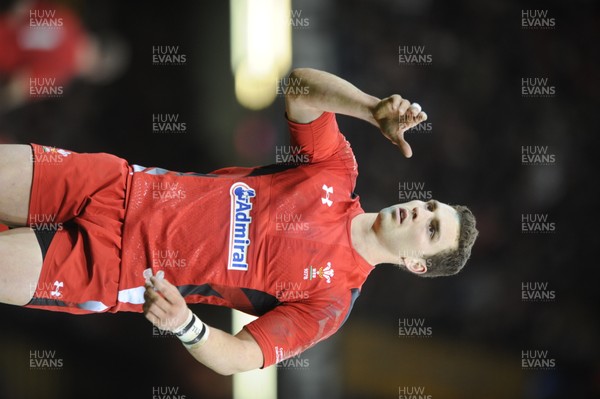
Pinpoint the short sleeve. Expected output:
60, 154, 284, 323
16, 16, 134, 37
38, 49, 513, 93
286, 112, 347, 163
243, 293, 352, 368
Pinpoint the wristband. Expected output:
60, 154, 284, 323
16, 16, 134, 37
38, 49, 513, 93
172, 308, 194, 334
173, 309, 210, 348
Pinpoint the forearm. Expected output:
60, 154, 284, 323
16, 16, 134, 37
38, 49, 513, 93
286, 68, 380, 125
143, 277, 263, 376
184, 326, 262, 376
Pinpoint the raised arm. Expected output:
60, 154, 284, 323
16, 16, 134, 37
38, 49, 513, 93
143, 277, 263, 375
285, 68, 427, 158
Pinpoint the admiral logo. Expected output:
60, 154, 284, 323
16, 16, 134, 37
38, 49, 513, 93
228, 183, 256, 271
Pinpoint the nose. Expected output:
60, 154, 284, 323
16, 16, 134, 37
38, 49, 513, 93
412, 203, 432, 220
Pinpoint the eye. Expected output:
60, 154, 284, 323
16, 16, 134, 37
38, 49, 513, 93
428, 222, 435, 238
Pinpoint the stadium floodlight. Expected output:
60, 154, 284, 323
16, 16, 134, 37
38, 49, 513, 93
230, 0, 292, 110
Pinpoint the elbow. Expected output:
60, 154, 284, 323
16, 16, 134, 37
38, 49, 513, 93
285, 68, 312, 105
212, 367, 235, 377
288, 67, 310, 80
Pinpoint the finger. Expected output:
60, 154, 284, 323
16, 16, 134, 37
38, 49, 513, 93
396, 134, 413, 158
405, 111, 427, 129
144, 309, 164, 327
409, 103, 422, 116
151, 276, 184, 305
389, 95, 402, 110
398, 99, 411, 115
144, 286, 170, 313
144, 307, 160, 323
148, 303, 169, 323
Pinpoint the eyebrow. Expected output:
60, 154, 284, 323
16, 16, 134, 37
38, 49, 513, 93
430, 201, 441, 242
433, 217, 440, 243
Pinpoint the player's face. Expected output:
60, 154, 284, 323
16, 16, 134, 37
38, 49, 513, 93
375, 200, 460, 261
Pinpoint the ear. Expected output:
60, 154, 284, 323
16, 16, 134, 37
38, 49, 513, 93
400, 257, 428, 275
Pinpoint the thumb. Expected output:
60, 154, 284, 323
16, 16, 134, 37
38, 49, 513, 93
396, 134, 413, 158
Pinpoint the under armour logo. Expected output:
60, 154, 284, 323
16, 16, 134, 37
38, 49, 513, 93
321, 185, 333, 207
50, 281, 64, 297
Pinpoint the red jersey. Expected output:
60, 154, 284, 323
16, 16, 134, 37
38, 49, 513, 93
120, 112, 374, 366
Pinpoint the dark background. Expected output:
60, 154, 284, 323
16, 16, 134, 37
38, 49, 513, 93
0, 0, 598, 398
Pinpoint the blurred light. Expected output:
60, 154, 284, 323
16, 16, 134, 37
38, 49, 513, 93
230, 0, 292, 110
232, 310, 277, 399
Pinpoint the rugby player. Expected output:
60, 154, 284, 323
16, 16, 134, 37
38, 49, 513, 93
0, 68, 478, 375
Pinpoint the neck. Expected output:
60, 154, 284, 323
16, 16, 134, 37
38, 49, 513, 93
350, 213, 390, 266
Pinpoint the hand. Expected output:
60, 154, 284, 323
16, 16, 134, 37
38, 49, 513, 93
143, 276, 189, 332
371, 95, 428, 158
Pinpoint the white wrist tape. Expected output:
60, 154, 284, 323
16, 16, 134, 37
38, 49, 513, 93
173, 309, 210, 348
172, 308, 194, 334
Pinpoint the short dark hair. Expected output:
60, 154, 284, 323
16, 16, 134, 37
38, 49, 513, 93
419, 205, 478, 277
397, 205, 478, 277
